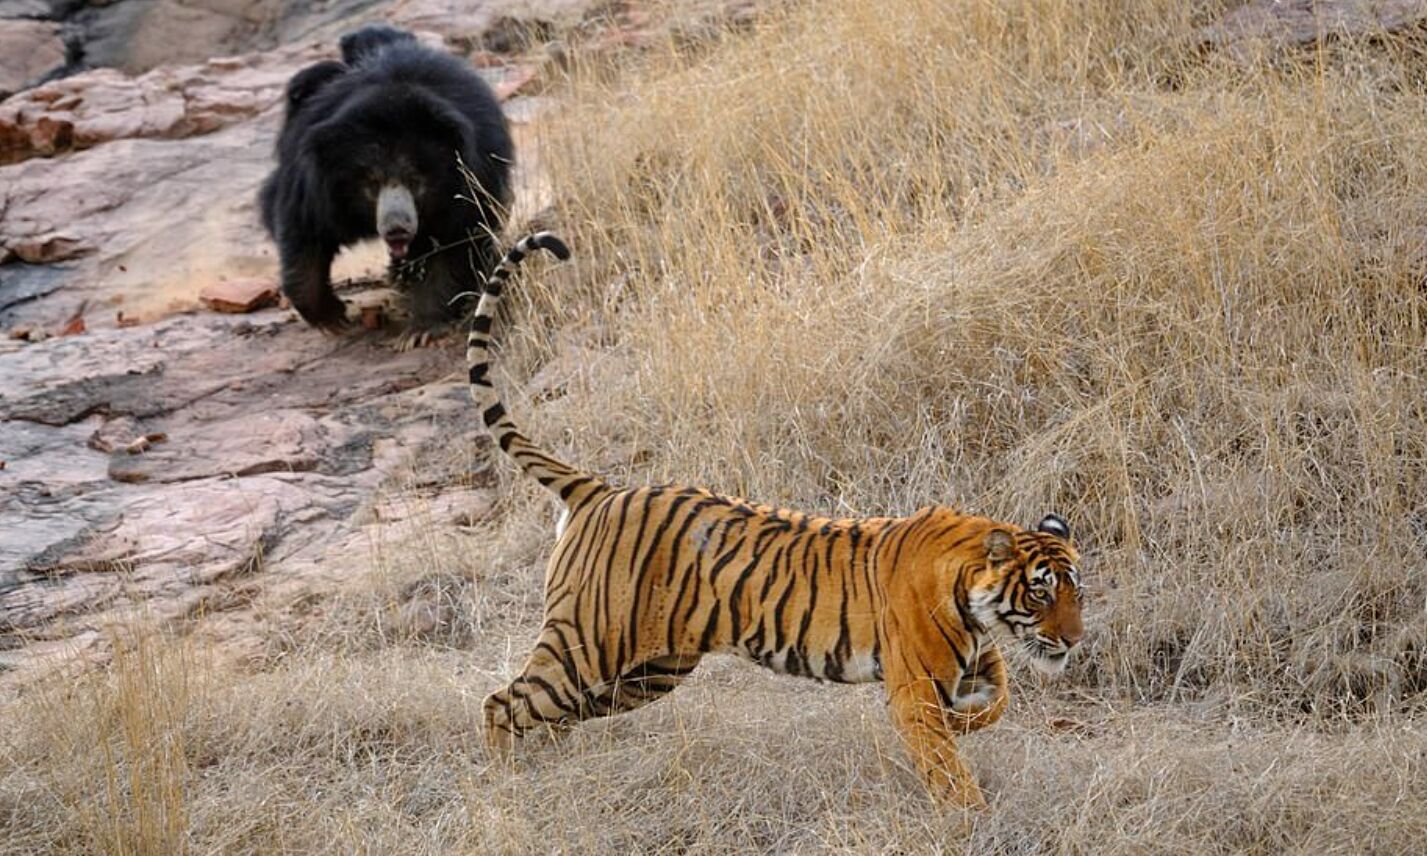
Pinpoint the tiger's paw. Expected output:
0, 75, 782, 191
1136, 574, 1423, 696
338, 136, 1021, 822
482, 692, 518, 763
949, 683, 997, 715
936, 781, 990, 813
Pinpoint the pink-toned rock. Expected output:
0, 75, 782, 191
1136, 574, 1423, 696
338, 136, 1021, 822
0, 0, 791, 696
199, 278, 280, 313
0, 46, 323, 163
1202, 0, 1427, 54
7, 232, 90, 263
0, 20, 65, 99
0, 116, 283, 323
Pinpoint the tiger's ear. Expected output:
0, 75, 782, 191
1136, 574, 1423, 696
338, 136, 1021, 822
984, 529, 1017, 565
1036, 514, 1071, 541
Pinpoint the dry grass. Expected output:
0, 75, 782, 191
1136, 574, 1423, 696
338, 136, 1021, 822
4, 0, 1427, 852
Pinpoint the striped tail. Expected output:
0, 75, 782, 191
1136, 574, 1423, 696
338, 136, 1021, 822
466, 233, 600, 504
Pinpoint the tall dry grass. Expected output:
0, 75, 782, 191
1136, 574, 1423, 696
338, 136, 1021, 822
4, 0, 1427, 852
524, 0, 1427, 717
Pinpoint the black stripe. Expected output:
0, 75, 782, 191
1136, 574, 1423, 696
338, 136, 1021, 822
533, 636, 586, 696
561, 499, 616, 675
568, 485, 605, 519
697, 600, 722, 651
934, 679, 956, 711
490, 692, 513, 716
482, 403, 505, 426
726, 533, 777, 641
682, 515, 738, 645
931, 614, 971, 671
768, 548, 798, 654
663, 504, 720, 650
618, 489, 666, 668
471, 314, 493, 335
791, 546, 820, 673
826, 563, 852, 682
596, 492, 638, 677
954, 573, 980, 633
513, 673, 578, 715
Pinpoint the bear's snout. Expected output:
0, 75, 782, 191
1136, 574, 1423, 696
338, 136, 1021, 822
377, 184, 418, 259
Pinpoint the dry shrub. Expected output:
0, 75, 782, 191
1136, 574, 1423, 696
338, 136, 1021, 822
2, 628, 195, 855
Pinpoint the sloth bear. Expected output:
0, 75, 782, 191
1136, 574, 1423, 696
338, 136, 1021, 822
259, 25, 513, 340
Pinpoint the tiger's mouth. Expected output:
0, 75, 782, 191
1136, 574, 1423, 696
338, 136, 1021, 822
1031, 650, 1069, 675
1023, 637, 1072, 675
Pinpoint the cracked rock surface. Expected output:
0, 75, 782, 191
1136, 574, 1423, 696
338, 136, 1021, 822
0, 0, 599, 690
0, 309, 490, 683
0, 0, 757, 692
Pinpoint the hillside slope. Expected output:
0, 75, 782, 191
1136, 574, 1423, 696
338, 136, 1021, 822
3, 1, 1426, 852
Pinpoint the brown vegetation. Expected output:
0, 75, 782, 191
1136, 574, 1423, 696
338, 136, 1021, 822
4, 0, 1426, 851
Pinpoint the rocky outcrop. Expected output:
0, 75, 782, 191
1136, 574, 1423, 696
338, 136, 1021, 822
0, 20, 67, 100
0, 308, 492, 680
0, 46, 323, 163
0, 0, 763, 692
1201, 0, 1427, 55
0, 109, 294, 325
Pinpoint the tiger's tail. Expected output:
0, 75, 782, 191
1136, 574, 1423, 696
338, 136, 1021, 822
466, 233, 601, 504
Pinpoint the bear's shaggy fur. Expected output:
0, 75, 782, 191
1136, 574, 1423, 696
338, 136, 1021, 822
259, 26, 513, 335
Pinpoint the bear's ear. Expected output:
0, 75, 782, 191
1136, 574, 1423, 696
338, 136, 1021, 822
1036, 514, 1070, 541
286, 60, 346, 111
984, 529, 1017, 565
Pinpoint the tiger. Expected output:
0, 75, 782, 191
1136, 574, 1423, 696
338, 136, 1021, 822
466, 233, 1085, 808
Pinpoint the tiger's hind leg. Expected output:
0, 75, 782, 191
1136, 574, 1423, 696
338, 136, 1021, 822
483, 632, 592, 759
585, 654, 703, 717
483, 635, 701, 758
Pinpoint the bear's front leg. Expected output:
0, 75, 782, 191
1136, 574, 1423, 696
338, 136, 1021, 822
278, 240, 348, 332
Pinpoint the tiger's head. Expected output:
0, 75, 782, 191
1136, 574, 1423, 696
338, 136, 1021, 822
966, 514, 1084, 675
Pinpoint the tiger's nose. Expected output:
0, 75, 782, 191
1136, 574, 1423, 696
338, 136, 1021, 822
1062, 625, 1084, 649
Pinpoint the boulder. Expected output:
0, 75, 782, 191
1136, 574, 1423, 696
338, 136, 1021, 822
0, 20, 67, 100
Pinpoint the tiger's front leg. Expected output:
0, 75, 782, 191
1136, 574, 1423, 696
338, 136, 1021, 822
946, 643, 1008, 736
886, 675, 988, 809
